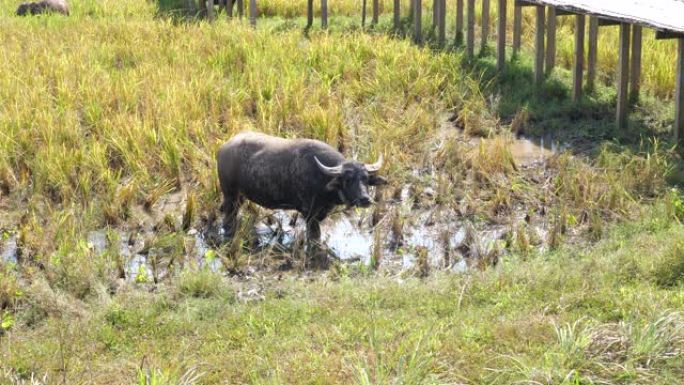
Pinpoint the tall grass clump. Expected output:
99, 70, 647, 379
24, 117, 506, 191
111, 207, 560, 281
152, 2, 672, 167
177, 269, 234, 299
550, 141, 674, 221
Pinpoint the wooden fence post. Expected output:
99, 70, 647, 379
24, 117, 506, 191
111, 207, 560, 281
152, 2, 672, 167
534, 6, 545, 84
414, 0, 422, 44
573, 14, 585, 102
433, 0, 438, 29
497, 0, 506, 71
630, 25, 643, 102
394, 0, 400, 29
455, 0, 464, 45
206, 0, 215, 20
481, 0, 490, 53
586, 16, 598, 92
438, 0, 446, 46
675, 38, 684, 143
546, 6, 556, 74
513, 1, 522, 58
616, 23, 631, 129
321, 0, 328, 28
249, 0, 256, 26
467, 0, 475, 57
307, 0, 313, 28
373, 0, 379, 25
362, 0, 367, 27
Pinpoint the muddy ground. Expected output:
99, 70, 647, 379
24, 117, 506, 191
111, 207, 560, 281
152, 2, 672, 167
0, 133, 569, 286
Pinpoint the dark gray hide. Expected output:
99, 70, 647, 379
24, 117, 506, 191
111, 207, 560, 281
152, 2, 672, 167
16, 0, 69, 16
217, 132, 387, 245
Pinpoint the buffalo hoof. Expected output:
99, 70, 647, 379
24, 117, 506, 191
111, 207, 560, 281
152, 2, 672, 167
306, 244, 330, 270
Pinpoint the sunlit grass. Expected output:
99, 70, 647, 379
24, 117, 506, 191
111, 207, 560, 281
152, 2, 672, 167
1, 1, 683, 383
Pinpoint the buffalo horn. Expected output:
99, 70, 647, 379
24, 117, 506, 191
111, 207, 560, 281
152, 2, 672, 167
314, 156, 343, 176
364, 154, 383, 173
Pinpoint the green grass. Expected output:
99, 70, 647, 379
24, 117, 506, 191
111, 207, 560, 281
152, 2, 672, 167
2, 208, 684, 384
1, 0, 684, 383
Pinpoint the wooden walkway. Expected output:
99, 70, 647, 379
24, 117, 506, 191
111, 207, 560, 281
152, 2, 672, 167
204, 0, 684, 143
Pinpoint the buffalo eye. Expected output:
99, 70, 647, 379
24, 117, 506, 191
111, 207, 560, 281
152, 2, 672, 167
368, 175, 388, 186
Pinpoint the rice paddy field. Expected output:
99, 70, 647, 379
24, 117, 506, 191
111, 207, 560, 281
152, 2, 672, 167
1, 0, 684, 384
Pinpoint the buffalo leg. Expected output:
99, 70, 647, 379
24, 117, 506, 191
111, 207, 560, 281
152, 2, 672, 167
222, 193, 243, 238
305, 218, 326, 267
306, 219, 322, 244
304, 208, 332, 267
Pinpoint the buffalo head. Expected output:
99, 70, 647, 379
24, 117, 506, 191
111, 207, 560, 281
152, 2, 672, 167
314, 155, 388, 208
16, 3, 30, 15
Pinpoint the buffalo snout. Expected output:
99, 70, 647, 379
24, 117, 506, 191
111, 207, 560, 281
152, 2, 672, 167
357, 196, 372, 207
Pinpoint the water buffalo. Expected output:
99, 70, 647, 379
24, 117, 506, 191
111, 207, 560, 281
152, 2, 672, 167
217, 132, 387, 253
16, 0, 69, 16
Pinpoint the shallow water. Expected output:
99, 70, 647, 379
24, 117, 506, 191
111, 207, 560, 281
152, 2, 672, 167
323, 215, 373, 262
509, 137, 557, 166
1, 233, 17, 264
477, 134, 564, 168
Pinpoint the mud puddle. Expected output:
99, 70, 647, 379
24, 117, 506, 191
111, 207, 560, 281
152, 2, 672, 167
1, 232, 17, 264
77, 197, 518, 282
2, 131, 565, 280
72, 129, 564, 280
509, 135, 565, 166
474, 134, 565, 168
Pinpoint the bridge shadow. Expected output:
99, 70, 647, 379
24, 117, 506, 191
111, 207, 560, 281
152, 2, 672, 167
470, 54, 676, 152
371, 17, 674, 154
154, 0, 201, 20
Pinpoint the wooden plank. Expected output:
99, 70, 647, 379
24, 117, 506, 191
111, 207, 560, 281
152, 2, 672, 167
587, 16, 598, 92
481, 0, 490, 52
438, 0, 446, 46
373, 0, 379, 25
554, 8, 575, 16
321, 0, 328, 28
508, 0, 684, 36
573, 14, 585, 102
307, 0, 313, 28
598, 18, 620, 27
676, 38, 684, 143
656, 30, 684, 40
546, 6, 557, 74
630, 25, 642, 101
467, 0, 475, 56
497, 0, 507, 70
394, 0, 400, 29
513, 1, 522, 57
455, 0, 464, 45
535, 6, 545, 84
415, 0, 423, 44
515, 0, 537, 7
616, 23, 631, 130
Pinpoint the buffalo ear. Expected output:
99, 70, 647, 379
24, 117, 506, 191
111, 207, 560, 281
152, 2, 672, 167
368, 175, 388, 186
325, 177, 342, 192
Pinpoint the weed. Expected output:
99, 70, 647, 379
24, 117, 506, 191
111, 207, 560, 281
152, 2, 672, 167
177, 269, 234, 299
649, 241, 684, 288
